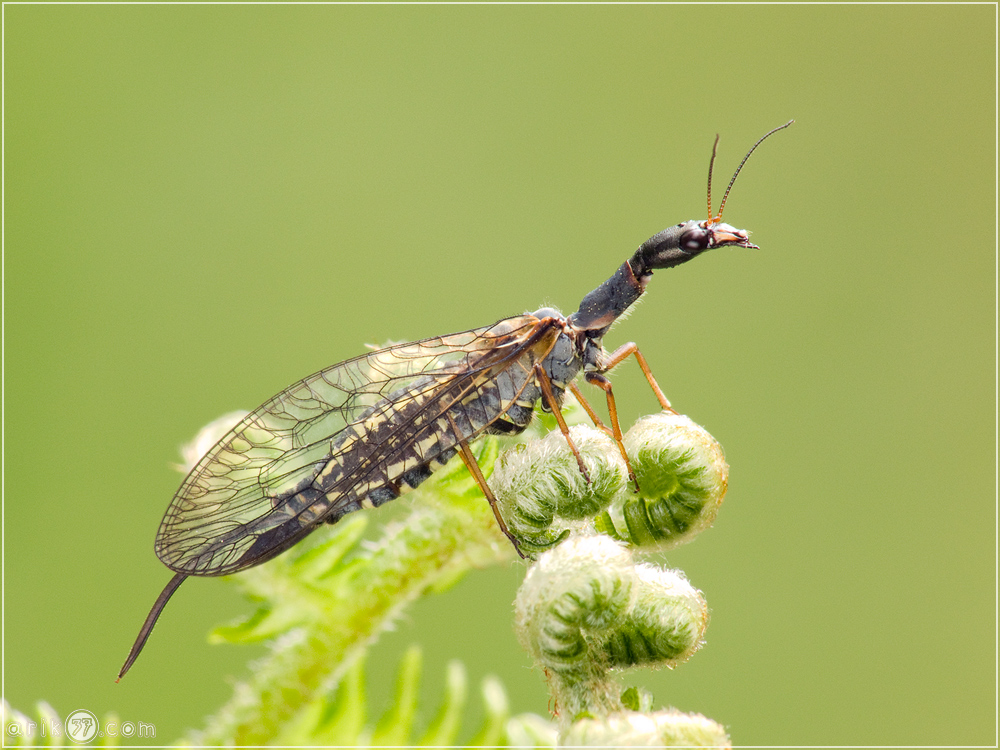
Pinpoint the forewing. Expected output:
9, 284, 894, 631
154, 314, 548, 576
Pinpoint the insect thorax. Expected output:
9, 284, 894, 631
483, 311, 582, 435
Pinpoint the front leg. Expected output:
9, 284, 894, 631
599, 342, 676, 414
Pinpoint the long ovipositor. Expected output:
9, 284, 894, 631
118, 120, 792, 681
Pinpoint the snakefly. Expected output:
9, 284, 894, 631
118, 121, 792, 680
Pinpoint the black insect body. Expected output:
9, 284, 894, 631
118, 122, 792, 680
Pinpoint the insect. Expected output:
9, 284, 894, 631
118, 121, 792, 680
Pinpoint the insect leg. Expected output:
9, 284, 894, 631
445, 413, 526, 559
117, 572, 188, 681
583, 371, 639, 491
533, 363, 592, 484
600, 342, 676, 414
567, 381, 612, 436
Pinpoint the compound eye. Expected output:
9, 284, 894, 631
680, 227, 709, 251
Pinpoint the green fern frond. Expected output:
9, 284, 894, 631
8, 398, 731, 747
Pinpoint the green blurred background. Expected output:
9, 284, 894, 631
5, 4, 994, 746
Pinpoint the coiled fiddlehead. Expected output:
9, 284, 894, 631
496, 410, 731, 746
596, 412, 729, 550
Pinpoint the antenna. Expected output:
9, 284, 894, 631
712, 119, 794, 224
706, 133, 720, 223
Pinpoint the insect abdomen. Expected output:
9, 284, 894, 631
330, 444, 459, 521
325, 336, 580, 521
301, 355, 544, 528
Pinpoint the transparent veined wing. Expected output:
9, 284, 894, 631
154, 314, 562, 576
